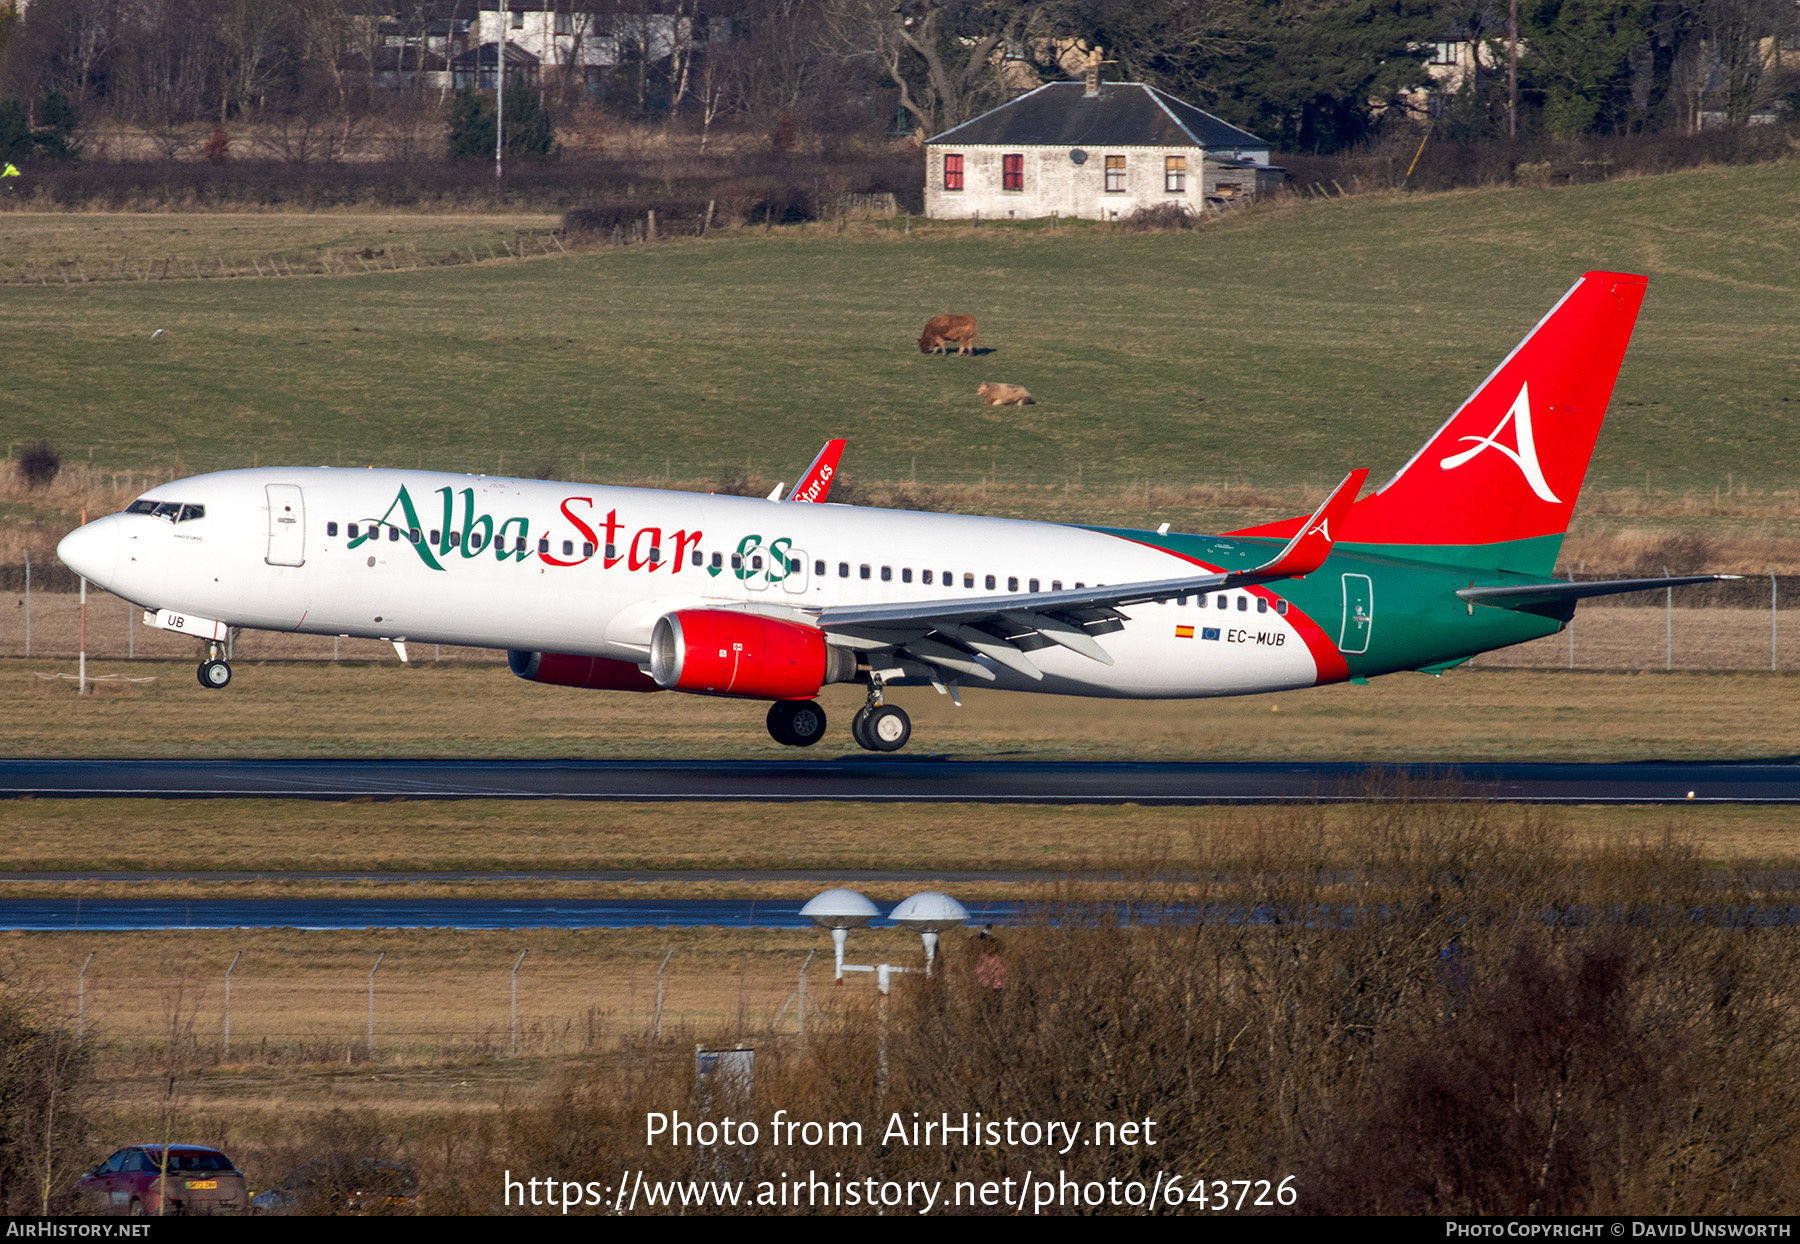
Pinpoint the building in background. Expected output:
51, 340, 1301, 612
373, 2, 697, 95
923, 73, 1283, 221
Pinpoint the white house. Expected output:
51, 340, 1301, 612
923, 78, 1284, 221
374, 2, 693, 93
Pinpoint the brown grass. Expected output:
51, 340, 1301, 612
3, 799, 1800, 877
3, 658, 1796, 762
18, 796, 1800, 1214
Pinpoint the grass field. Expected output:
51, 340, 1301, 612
0, 161, 1796, 493
4, 797, 1800, 879
0, 211, 564, 281
3, 658, 1797, 762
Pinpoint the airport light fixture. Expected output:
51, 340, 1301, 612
800, 888, 880, 981
889, 891, 971, 975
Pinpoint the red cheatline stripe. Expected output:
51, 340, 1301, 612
1114, 535, 1350, 687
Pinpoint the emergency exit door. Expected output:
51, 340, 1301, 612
265, 484, 306, 567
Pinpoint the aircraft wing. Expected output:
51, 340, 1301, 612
786, 439, 846, 503
808, 470, 1366, 682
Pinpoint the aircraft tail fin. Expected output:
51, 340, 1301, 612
1232, 272, 1648, 572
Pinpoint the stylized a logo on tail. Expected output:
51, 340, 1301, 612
1438, 382, 1560, 504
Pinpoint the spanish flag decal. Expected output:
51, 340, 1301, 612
1175, 625, 1195, 639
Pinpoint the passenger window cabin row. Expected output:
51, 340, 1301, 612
317, 520, 1288, 613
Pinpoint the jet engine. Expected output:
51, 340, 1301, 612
649, 610, 854, 699
507, 649, 662, 692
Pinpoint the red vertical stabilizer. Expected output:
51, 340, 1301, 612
1234, 272, 1647, 550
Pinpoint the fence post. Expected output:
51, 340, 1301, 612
224, 950, 241, 1055
1774, 570, 1780, 672
1665, 565, 1672, 671
77, 952, 94, 1044
22, 548, 28, 656
367, 951, 384, 1058
798, 950, 813, 1038
510, 950, 527, 1057
653, 950, 673, 1040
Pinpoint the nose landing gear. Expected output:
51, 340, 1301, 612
850, 679, 911, 752
196, 641, 232, 690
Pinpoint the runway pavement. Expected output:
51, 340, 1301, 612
2, 758, 1797, 802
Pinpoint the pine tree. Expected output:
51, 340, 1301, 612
502, 82, 557, 159
0, 98, 29, 164
446, 87, 494, 160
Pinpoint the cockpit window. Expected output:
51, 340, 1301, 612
127, 500, 205, 523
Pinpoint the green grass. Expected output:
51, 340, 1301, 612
0, 160, 1796, 491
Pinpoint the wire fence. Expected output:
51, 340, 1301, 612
3, 573, 1794, 671
52, 945, 816, 1067
0, 230, 572, 287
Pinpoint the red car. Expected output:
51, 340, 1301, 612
79, 1145, 247, 1215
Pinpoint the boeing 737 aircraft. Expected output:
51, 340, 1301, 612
57, 270, 1731, 752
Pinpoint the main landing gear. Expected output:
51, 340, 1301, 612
767, 699, 829, 747
196, 641, 232, 690
850, 681, 911, 753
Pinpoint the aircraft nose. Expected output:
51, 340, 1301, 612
57, 518, 119, 588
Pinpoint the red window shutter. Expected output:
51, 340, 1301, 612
944, 153, 963, 191
1003, 154, 1023, 191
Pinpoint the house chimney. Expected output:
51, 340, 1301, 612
1085, 47, 1103, 97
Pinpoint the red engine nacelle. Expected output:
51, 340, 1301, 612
507, 649, 662, 692
649, 610, 852, 699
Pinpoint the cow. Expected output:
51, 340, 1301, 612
977, 381, 1035, 406
918, 314, 978, 355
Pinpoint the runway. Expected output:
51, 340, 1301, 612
2, 758, 1798, 803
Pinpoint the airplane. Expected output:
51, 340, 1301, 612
57, 270, 1736, 753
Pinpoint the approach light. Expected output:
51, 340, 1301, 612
889, 891, 971, 975
802, 888, 880, 980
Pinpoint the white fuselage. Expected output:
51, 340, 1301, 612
59, 468, 1327, 698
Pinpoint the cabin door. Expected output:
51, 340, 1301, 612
265, 484, 306, 567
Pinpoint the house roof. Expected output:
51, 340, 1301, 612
926, 82, 1268, 152
451, 41, 541, 66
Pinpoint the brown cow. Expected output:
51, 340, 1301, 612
977, 381, 1034, 406
918, 314, 978, 355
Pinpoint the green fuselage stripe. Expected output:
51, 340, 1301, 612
1086, 527, 1568, 679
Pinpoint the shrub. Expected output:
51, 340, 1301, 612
1118, 202, 1195, 231
17, 441, 59, 489
447, 84, 557, 162
0, 984, 92, 1214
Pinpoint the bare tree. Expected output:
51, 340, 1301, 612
214, 0, 291, 123
30, 0, 118, 108
1696, 0, 1795, 119
666, 0, 705, 121
827, 0, 1047, 135
694, 41, 745, 149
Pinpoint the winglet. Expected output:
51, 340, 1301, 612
1227, 469, 1367, 584
787, 439, 846, 503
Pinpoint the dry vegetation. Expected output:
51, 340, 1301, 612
5, 797, 1800, 879
3, 658, 1798, 762
14, 796, 1800, 1214
0, 211, 568, 286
